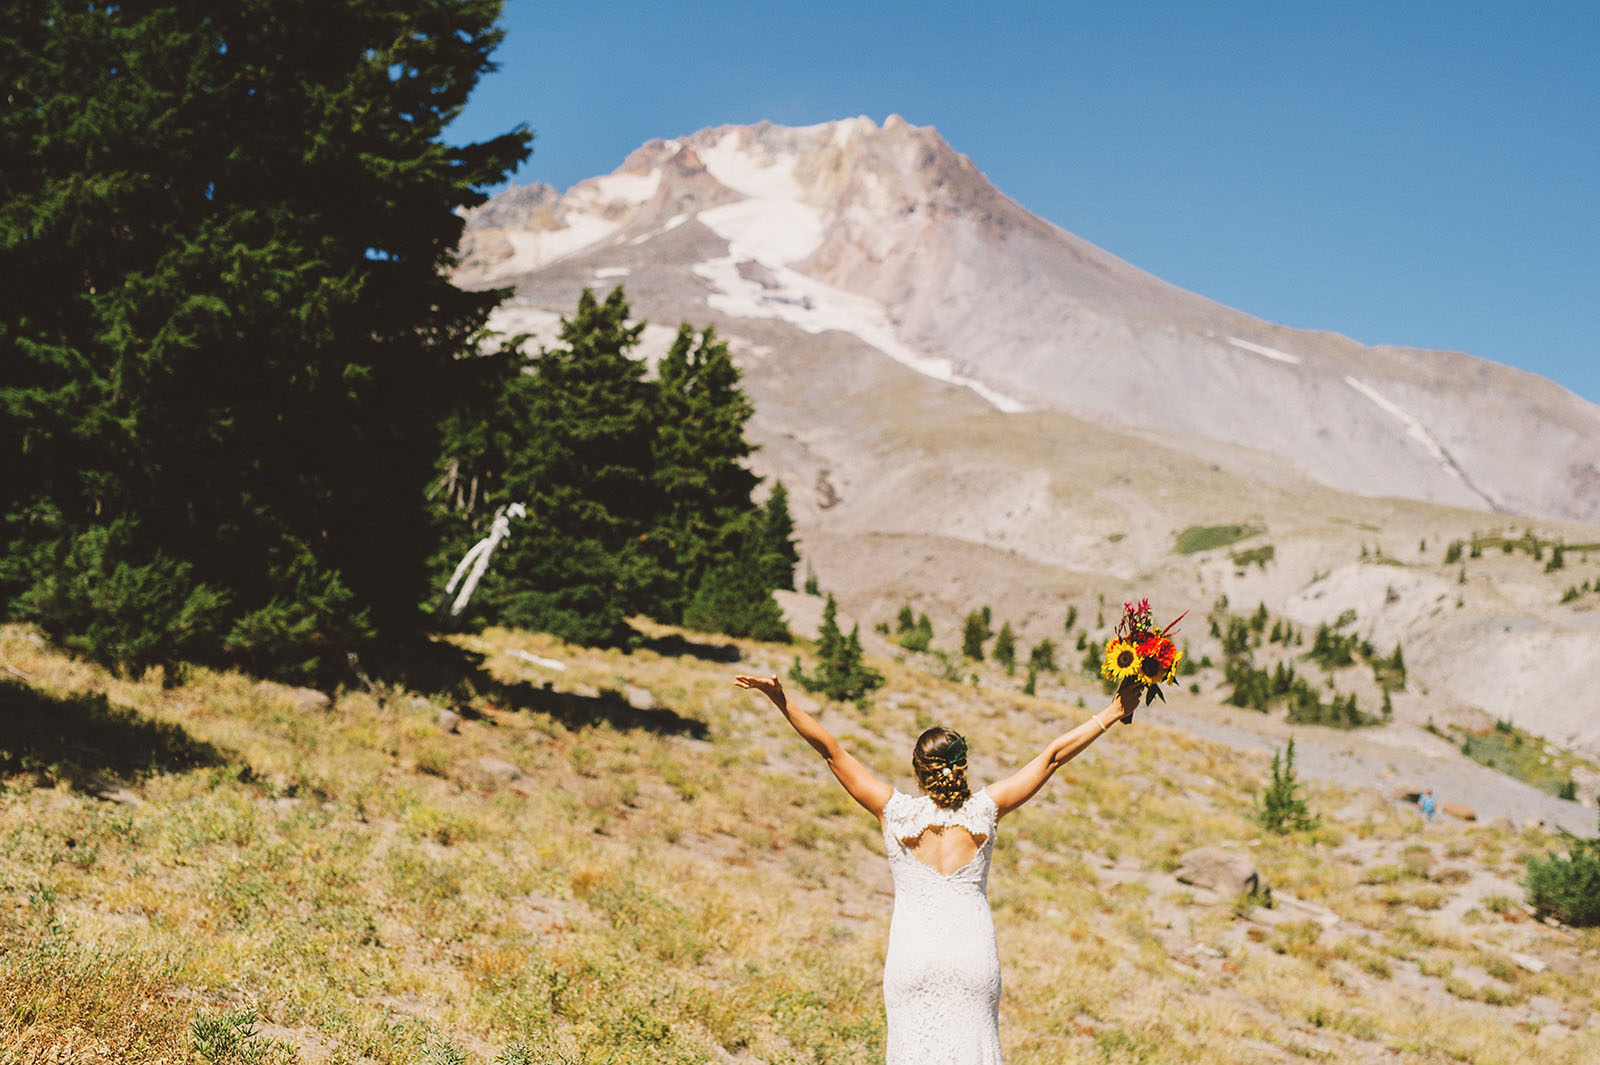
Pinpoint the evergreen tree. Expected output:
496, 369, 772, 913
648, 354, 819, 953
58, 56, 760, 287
1028, 638, 1058, 674
1255, 737, 1320, 834
645, 323, 758, 620
1, 1, 529, 679
756, 481, 800, 593
892, 603, 932, 653
961, 610, 991, 660
681, 539, 789, 643
475, 288, 658, 646
1386, 642, 1407, 690
789, 594, 881, 704
992, 622, 1017, 675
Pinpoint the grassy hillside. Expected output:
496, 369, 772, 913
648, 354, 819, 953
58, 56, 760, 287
1, 621, 1596, 1064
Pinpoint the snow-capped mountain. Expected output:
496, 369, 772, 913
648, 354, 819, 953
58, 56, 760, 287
458, 115, 1600, 526
454, 118, 1600, 757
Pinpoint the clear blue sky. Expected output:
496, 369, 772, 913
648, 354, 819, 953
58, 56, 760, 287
447, 1, 1600, 403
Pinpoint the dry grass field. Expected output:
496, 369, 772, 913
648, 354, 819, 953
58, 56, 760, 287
1, 619, 1596, 1064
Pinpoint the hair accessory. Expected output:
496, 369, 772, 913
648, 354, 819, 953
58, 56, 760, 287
944, 734, 968, 765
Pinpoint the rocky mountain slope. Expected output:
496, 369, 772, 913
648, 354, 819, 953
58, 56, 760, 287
453, 117, 1600, 764
458, 116, 1600, 524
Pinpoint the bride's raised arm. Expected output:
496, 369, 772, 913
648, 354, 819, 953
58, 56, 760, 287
735, 674, 893, 818
987, 681, 1142, 818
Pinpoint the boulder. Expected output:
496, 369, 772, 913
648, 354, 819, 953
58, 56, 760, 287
1441, 802, 1477, 822
259, 681, 331, 713
475, 756, 524, 782
436, 708, 462, 734
1175, 846, 1261, 898
623, 685, 657, 712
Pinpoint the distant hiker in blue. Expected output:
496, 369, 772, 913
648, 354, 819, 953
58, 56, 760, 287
1417, 787, 1436, 821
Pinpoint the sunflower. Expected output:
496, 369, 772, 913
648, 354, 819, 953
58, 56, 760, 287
1102, 638, 1142, 683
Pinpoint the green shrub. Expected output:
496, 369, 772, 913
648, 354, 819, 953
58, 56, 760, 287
192, 1009, 296, 1065
1524, 813, 1600, 925
893, 604, 933, 652
1174, 524, 1264, 554
1232, 544, 1275, 569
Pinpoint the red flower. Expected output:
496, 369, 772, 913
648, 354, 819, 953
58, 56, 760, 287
1137, 635, 1176, 669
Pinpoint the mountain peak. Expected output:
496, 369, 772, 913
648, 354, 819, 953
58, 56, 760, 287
456, 117, 1600, 525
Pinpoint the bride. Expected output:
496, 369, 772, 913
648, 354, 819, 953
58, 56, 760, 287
735, 672, 1142, 1064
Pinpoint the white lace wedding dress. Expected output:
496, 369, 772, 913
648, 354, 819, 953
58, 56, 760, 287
879, 786, 1003, 1064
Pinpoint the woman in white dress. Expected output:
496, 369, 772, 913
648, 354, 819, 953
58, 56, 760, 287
734, 673, 1142, 1064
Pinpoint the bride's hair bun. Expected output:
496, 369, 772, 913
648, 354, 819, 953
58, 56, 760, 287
912, 727, 971, 809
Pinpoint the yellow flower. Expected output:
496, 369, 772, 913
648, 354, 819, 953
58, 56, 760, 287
1164, 649, 1183, 684
1102, 638, 1141, 683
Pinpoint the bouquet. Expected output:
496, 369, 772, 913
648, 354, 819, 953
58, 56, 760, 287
1100, 598, 1187, 717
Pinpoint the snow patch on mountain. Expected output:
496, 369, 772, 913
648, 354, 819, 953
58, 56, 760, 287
1227, 337, 1302, 365
1344, 376, 1465, 486
699, 201, 823, 265
492, 217, 618, 275
572, 170, 661, 208
700, 131, 804, 200
693, 252, 1023, 413
625, 213, 688, 246
482, 303, 562, 347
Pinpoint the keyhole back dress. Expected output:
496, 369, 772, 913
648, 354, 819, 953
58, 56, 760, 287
879, 786, 1004, 1065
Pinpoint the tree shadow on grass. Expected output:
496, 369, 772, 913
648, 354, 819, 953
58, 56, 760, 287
490, 677, 711, 740
0, 680, 231, 794
391, 640, 711, 740
639, 631, 742, 664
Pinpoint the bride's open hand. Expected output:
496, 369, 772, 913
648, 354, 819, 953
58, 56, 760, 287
734, 674, 787, 709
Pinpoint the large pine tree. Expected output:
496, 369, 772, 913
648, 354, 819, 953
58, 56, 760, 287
646, 323, 759, 621
473, 287, 660, 646
0, 2, 528, 679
